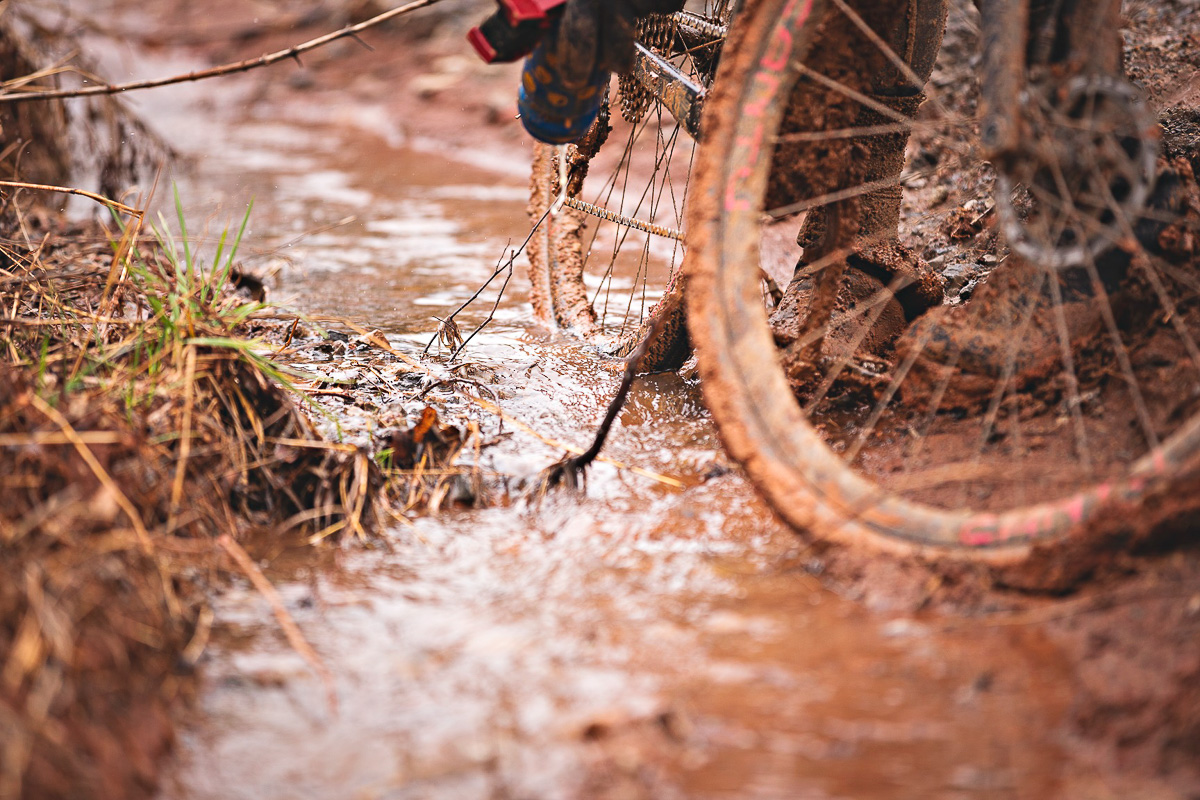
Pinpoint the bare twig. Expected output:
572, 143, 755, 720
423, 208, 550, 359
450, 260, 514, 361
0, 0, 444, 105
540, 308, 672, 490
0, 181, 142, 216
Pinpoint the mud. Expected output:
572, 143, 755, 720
9, 0, 1200, 797
527, 142, 601, 339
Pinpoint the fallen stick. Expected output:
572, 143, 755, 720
0, 180, 142, 215
539, 308, 670, 490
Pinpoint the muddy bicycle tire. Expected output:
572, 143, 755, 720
526, 6, 734, 372
686, 0, 1200, 576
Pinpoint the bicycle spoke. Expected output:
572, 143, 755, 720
1047, 272, 1094, 474
955, 269, 1048, 507
827, 0, 955, 119
1086, 245, 1161, 451
767, 154, 973, 219
1091, 163, 1200, 390
843, 310, 939, 465
1035, 124, 1162, 451
802, 271, 916, 415
775, 116, 970, 144
900, 350, 962, 477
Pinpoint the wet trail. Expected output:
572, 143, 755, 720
75, 5, 1084, 797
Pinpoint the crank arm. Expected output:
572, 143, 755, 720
633, 42, 707, 141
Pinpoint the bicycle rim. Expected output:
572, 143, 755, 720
687, 0, 1200, 575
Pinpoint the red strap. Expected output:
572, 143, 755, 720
466, 27, 499, 63
500, 0, 566, 23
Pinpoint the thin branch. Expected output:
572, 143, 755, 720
0, 0, 444, 105
422, 209, 549, 358
0, 181, 142, 216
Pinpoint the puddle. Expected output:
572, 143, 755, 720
73, 5, 1077, 798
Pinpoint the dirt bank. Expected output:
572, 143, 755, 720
3, 0, 1199, 798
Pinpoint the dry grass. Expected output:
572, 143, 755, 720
0, 196, 382, 799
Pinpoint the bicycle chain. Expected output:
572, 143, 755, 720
670, 9, 730, 42
562, 196, 683, 241
587, 8, 729, 238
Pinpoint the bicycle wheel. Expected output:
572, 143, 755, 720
527, 4, 735, 371
687, 0, 1200, 580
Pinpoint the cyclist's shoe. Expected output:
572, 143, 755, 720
767, 239, 945, 405
769, 265, 909, 358
557, 0, 687, 87
851, 237, 947, 319
771, 224, 944, 361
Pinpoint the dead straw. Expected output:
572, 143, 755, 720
28, 393, 154, 554
169, 345, 198, 520
2, 208, 378, 797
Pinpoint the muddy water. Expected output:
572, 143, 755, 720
75, 11, 1078, 798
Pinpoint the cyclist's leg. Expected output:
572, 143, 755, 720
1026, 0, 1123, 75
848, 1, 949, 319
769, 0, 948, 371
899, 0, 1160, 394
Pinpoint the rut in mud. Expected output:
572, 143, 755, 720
2, 0, 1200, 798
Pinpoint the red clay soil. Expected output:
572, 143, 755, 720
106, 0, 1200, 794
7, 0, 1200, 796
